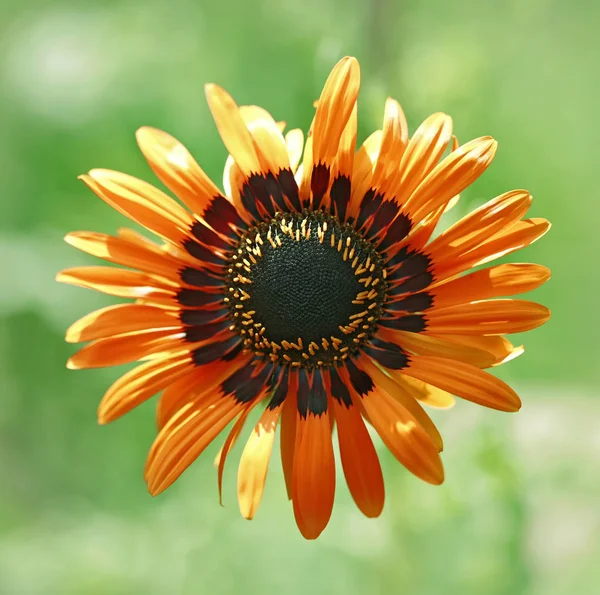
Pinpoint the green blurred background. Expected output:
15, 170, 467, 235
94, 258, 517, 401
1, 0, 598, 593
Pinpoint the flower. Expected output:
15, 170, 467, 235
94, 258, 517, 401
58, 56, 551, 539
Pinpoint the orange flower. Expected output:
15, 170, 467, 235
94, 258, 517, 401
58, 57, 551, 539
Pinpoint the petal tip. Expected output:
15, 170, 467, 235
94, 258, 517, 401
338, 55, 359, 69
147, 475, 170, 497
64, 328, 79, 343
135, 126, 157, 146
430, 471, 445, 486
507, 399, 522, 413
327, 55, 360, 88
426, 460, 445, 485
77, 174, 94, 186
540, 266, 552, 282
87, 168, 107, 180
204, 82, 222, 101
347, 56, 360, 73
135, 125, 154, 137
485, 137, 498, 152
147, 481, 161, 497
63, 232, 84, 249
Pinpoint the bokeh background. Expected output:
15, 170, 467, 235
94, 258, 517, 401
1, 0, 598, 593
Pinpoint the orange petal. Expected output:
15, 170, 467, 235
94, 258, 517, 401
292, 410, 336, 540
334, 102, 357, 178
279, 379, 297, 499
136, 126, 222, 217
285, 129, 304, 173
407, 136, 497, 224
381, 328, 497, 368
146, 395, 245, 495
424, 299, 551, 335
238, 105, 290, 174
64, 231, 188, 282
442, 135, 462, 213
116, 227, 158, 248
428, 190, 531, 260
347, 130, 382, 219
297, 127, 314, 202
222, 154, 254, 225
331, 397, 384, 517
81, 170, 193, 245
56, 267, 177, 300
217, 402, 258, 506
205, 84, 262, 176
430, 263, 551, 308
437, 218, 551, 281
98, 352, 193, 424
326, 102, 357, 217
156, 354, 254, 430
427, 334, 524, 366
389, 202, 446, 258
156, 368, 203, 430
65, 304, 180, 343
468, 217, 552, 268
312, 57, 360, 167
403, 355, 522, 411
396, 374, 455, 409
67, 328, 185, 369
115, 228, 202, 270
359, 384, 444, 484
370, 99, 408, 192
237, 403, 283, 519
395, 112, 453, 206
359, 356, 443, 452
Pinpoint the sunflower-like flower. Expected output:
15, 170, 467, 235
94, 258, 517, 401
58, 57, 550, 539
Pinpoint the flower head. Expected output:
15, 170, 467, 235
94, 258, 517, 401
58, 57, 550, 539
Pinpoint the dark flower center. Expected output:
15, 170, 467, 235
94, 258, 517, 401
226, 210, 387, 368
